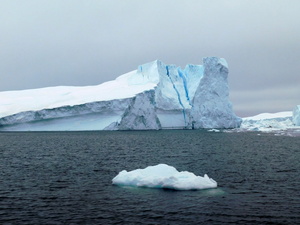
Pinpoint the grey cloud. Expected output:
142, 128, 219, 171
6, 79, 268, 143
230, 85, 300, 116
0, 0, 299, 116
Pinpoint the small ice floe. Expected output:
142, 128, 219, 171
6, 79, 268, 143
208, 129, 221, 132
112, 164, 217, 190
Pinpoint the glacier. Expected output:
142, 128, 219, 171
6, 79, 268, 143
0, 57, 241, 131
112, 164, 217, 190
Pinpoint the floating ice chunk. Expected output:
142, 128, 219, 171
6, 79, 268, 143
208, 129, 221, 132
112, 164, 217, 190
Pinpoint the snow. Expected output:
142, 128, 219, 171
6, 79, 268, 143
0, 70, 156, 118
112, 164, 217, 191
243, 111, 292, 120
218, 58, 228, 68
128, 60, 160, 85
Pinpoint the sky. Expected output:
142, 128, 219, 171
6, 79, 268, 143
0, 0, 299, 117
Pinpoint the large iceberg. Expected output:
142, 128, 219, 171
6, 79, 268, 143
112, 164, 217, 190
0, 57, 241, 131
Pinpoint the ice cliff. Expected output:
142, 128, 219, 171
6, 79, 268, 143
293, 105, 300, 126
0, 57, 241, 131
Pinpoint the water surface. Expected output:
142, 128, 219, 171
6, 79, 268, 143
0, 130, 299, 224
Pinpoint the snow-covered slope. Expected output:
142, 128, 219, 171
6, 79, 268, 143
0, 57, 241, 131
0, 70, 155, 118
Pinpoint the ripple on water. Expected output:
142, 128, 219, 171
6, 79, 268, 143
0, 131, 299, 224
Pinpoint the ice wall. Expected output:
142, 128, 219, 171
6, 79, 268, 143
189, 57, 241, 128
293, 105, 300, 126
117, 90, 161, 130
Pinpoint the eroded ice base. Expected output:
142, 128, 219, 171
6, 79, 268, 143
0, 113, 121, 131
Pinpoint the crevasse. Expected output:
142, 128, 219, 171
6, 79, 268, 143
177, 68, 192, 106
166, 66, 187, 126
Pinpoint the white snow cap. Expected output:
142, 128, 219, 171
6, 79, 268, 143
112, 164, 217, 190
243, 111, 292, 120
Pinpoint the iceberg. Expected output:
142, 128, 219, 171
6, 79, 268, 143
293, 105, 300, 126
112, 164, 217, 190
0, 57, 241, 131
231, 110, 300, 135
224, 108, 300, 136
240, 111, 294, 132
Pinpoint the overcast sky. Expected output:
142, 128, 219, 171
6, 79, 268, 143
0, 0, 299, 117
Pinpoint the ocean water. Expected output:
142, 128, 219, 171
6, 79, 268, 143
0, 130, 299, 224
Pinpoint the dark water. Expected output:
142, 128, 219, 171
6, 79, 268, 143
0, 130, 300, 225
